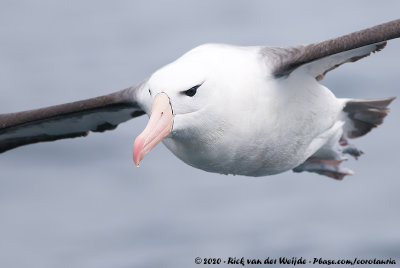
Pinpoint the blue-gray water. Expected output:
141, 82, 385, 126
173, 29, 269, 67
0, 1, 399, 267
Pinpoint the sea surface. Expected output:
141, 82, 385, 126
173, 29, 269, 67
0, 1, 399, 267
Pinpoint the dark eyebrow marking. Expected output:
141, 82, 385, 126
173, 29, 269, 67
181, 83, 203, 97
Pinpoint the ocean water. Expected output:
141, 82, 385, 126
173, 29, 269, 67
0, 1, 399, 267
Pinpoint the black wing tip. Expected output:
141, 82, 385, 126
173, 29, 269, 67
269, 17, 400, 79
0, 131, 89, 154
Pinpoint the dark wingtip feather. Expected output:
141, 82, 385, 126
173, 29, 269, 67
0, 132, 89, 153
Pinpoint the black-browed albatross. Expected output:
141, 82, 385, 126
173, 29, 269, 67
1, 19, 399, 180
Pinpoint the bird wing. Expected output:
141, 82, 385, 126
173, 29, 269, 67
261, 19, 400, 80
0, 83, 146, 153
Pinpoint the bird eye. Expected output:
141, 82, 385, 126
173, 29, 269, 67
148, 88, 152, 96
183, 84, 201, 97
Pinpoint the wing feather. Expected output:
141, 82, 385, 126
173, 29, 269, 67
0, 83, 146, 153
260, 19, 400, 80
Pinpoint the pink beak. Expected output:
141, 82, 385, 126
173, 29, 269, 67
133, 92, 174, 166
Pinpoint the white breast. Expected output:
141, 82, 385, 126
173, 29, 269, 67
155, 44, 344, 176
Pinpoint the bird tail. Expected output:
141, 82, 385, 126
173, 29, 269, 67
343, 96, 395, 139
293, 96, 395, 180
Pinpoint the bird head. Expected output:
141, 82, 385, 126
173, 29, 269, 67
132, 43, 262, 167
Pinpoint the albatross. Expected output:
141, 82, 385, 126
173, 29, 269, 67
1, 19, 399, 180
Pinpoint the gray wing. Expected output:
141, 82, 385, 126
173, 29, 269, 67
261, 19, 400, 80
0, 83, 146, 153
